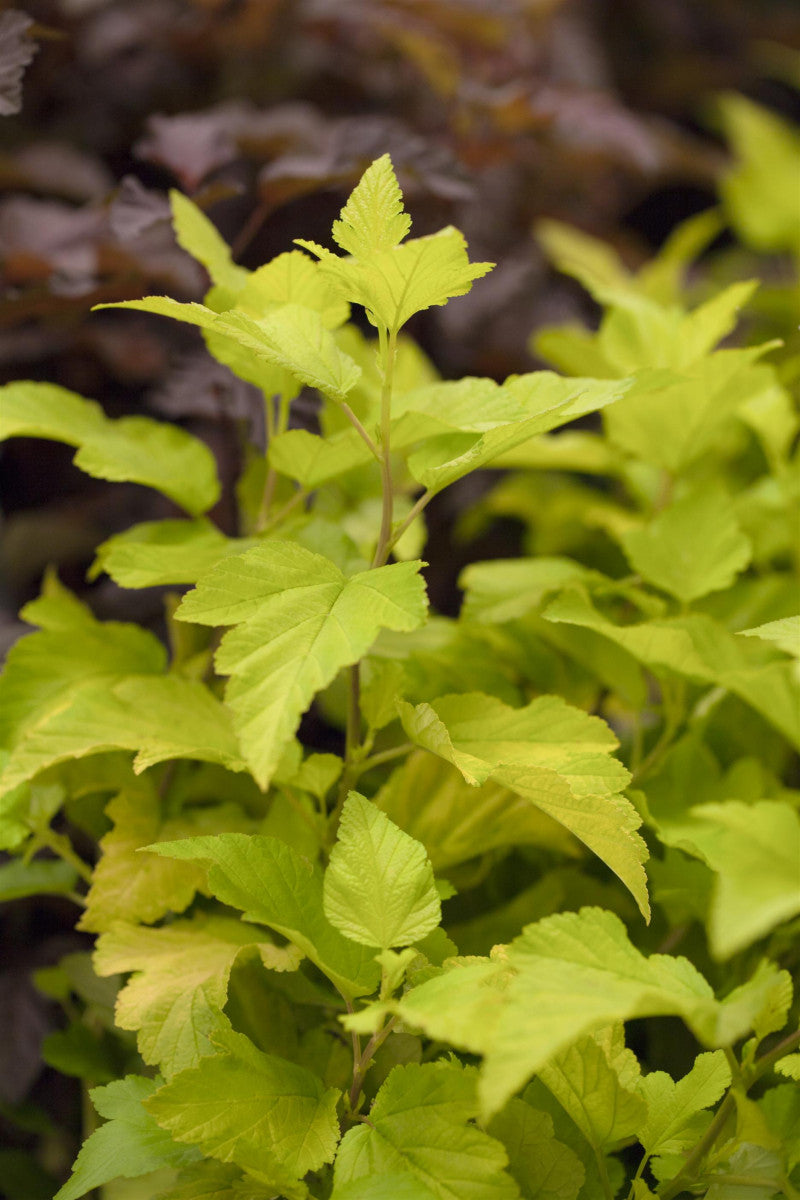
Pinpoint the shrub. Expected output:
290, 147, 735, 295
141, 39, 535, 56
0, 145, 798, 1200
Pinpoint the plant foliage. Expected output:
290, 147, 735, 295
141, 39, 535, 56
0, 142, 798, 1200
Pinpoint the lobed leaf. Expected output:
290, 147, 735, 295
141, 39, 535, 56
537, 1025, 646, 1150
384, 907, 788, 1117
94, 916, 275, 1077
176, 543, 428, 788
146, 1031, 340, 1180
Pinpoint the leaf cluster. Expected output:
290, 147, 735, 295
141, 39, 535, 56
0, 128, 799, 1200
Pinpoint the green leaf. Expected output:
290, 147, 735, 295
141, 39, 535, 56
54, 1075, 200, 1200
323, 792, 440, 949
638, 1051, 731, 1157
332, 1175, 438, 1200
170, 191, 249, 293
387, 907, 787, 1117
459, 559, 601, 626
0, 856, 78, 901
146, 833, 380, 998
404, 375, 633, 494
80, 779, 252, 933
176, 544, 427, 788
674, 801, 800, 959
487, 1099, 585, 1200
0, 674, 245, 796
760, 1084, 800, 1172
716, 93, 800, 254
95, 298, 360, 403
145, 1032, 340, 1179
738, 615, 800, 659
92, 520, 257, 588
0, 382, 219, 516
398, 693, 648, 918
620, 485, 752, 603
212, 306, 361, 402
601, 347, 776, 472
331, 153, 412, 257
537, 1025, 646, 1149
375, 751, 579, 872
542, 589, 800, 750
236, 249, 349, 328
333, 1061, 519, 1199
775, 1055, 800, 1081
41, 1022, 117, 1084
93, 916, 273, 1077
157, 1161, 309, 1200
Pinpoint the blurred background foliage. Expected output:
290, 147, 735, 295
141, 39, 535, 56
0, 2, 799, 1194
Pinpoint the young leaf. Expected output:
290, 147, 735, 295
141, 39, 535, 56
620, 485, 753, 603
333, 1061, 519, 1199
176, 544, 428, 788
299, 228, 493, 333
145, 1031, 340, 1180
398, 693, 649, 918
146, 833, 380, 998
54, 1075, 200, 1200
331, 153, 411, 257
404, 374, 633, 494
487, 1099, 585, 1200
0, 382, 220, 516
537, 1025, 646, 1149
170, 191, 249, 293
459, 558, 601, 626
93, 916, 274, 1077
637, 1051, 731, 1157
323, 791, 440, 949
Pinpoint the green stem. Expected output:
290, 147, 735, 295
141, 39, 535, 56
352, 742, 413, 778
659, 1093, 735, 1200
372, 326, 397, 569
388, 487, 435, 555
259, 487, 308, 534
631, 680, 685, 784
34, 829, 94, 886
334, 398, 382, 464
349, 1016, 398, 1112
594, 1147, 615, 1200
